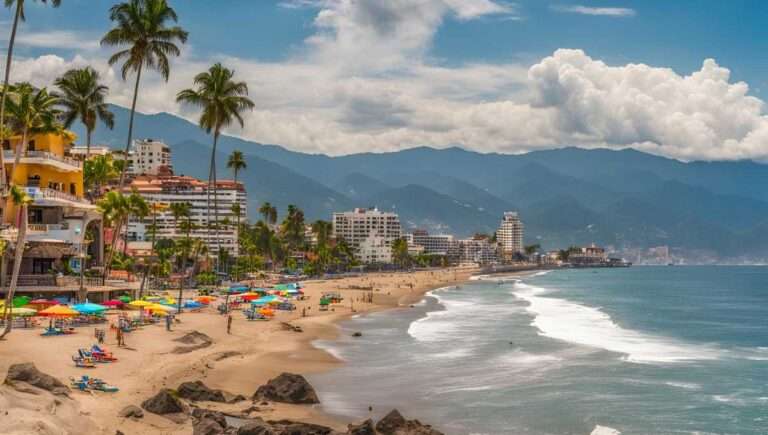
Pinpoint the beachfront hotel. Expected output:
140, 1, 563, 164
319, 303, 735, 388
128, 138, 172, 176
124, 174, 247, 257
405, 230, 456, 257
332, 207, 402, 264
496, 211, 524, 260
0, 131, 106, 300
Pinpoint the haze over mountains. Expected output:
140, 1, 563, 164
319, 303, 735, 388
75, 105, 768, 260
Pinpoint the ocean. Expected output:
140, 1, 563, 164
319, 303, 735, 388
309, 266, 768, 435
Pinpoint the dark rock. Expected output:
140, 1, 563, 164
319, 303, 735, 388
4, 363, 69, 396
191, 409, 229, 435
253, 373, 319, 404
375, 409, 443, 435
238, 419, 275, 435
141, 389, 186, 415
352, 332, 362, 337
172, 331, 213, 354
268, 420, 334, 435
347, 419, 375, 435
376, 410, 407, 435
118, 405, 144, 419
227, 394, 247, 403
178, 380, 227, 402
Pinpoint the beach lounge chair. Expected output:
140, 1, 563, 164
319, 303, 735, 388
72, 355, 96, 368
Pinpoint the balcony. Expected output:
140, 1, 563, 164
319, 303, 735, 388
4, 150, 82, 172
25, 187, 95, 209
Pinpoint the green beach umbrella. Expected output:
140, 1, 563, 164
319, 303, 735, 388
12, 296, 30, 307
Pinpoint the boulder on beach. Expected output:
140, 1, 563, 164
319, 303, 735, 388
267, 419, 334, 435
375, 409, 443, 435
237, 419, 275, 435
172, 331, 214, 354
191, 408, 229, 435
4, 363, 69, 396
118, 405, 144, 419
253, 373, 319, 404
141, 389, 186, 415
347, 419, 375, 435
178, 380, 227, 402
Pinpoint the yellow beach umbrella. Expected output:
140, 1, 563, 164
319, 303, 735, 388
129, 300, 152, 307
9, 307, 37, 317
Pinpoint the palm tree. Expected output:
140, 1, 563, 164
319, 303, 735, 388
170, 201, 191, 312
0, 0, 62, 190
227, 150, 247, 183
176, 63, 254, 270
281, 204, 305, 252
4, 83, 61, 183
0, 185, 31, 339
259, 202, 277, 226
55, 67, 114, 160
97, 190, 130, 284
101, 0, 188, 187
138, 201, 168, 297
84, 154, 120, 197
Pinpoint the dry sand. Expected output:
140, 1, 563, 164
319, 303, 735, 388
0, 267, 483, 435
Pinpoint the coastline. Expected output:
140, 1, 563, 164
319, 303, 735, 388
1, 266, 527, 434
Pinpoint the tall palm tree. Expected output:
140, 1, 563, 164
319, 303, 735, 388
259, 202, 277, 226
0, 0, 62, 191
54, 67, 114, 159
0, 186, 31, 339
97, 190, 130, 284
170, 201, 191, 312
138, 201, 168, 298
101, 0, 188, 187
176, 63, 254, 271
4, 83, 61, 183
226, 150, 246, 259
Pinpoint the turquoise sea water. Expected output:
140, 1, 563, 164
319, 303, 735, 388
310, 267, 768, 435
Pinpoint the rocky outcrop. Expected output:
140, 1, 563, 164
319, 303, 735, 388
141, 389, 186, 415
267, 420, 335, 435
178, 381, 227, 402
237, 419, 275, 435
4, 363, 69, 396
172, 331, 214, 354
191, 409, 231, 435
118, 405, 144, 419
253, 373, 319, 404
347, 419, 375, 435
375, 410, 443, 435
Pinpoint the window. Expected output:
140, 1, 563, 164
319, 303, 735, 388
28, 140, 36, 151
2, 140, 9, 150
28, 209, 43, 224
70, 183, 76, 195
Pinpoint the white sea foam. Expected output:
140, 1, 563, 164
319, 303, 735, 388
665, 381, 702, 390
591, 425, 621, 435
512, 282, 723, 364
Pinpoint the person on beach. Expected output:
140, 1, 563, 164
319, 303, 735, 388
166, 314, 172, 331
116, 327, 124, 347
227, 314, 232, 334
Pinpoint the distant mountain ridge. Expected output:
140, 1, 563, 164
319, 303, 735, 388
72, 105, 768, 259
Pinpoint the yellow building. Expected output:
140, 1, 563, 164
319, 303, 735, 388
0, 131, 104, 299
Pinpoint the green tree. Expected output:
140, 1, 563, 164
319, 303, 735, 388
259, 202, 277, 226
524, 244, 541, 256
84, 154, 120, 197
176, 64, 254, 266
97, 190, 130, 283
170, 201, 191, 311
0, 0, 62, 189
0, 185, 31, 339
4, 83, 61, 182
391, 238, 410, 269
54, 67, 114, 159
101, 0, 188, 187
281, 204, 305, 252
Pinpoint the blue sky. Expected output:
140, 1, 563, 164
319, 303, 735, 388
4, 0, 768, 160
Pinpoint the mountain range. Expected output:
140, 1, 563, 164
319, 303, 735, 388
71, 105, 768, 260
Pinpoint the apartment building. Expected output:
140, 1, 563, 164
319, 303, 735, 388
129, 139, 172, 176
124, 175, 247, 256
332, 207, 401, 264
496, 211, 524, 259
1, 132, 104, 299
405, 229, 456, 256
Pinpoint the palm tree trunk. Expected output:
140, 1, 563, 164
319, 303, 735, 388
1, 202, 27, 340
0, 2, 22, 193
85, 127, 92, 161
9, 128, 27, 186
177, 223, 190, 315
139, 212, 157, 299
102, 214, 125, 286
117, 65, 143, 188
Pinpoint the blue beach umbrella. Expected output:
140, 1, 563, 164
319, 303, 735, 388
72, 303, 108, 315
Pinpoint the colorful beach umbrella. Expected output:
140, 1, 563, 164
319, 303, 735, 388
102, 300, 124, 308
118, 295, 132, 303
8, 307, 37, 317
12, 296, 30, 307
72, 303, 108, 314
38, 305, 79, 317
129, 300, 152, 307
29, 299, 57, 306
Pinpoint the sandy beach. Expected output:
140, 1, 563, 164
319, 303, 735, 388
0, 267, 491, 435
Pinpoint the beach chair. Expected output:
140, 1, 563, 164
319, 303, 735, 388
72, 355, 96, 368
91, 345, 117, 362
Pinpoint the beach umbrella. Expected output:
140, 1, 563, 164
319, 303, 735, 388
12, 296, 30, 307
146, 303, 174, 315
129, 300, 152, 307
8, 307, 37, 317
72, 303, 108, 315
182, 300, 203, 309
258, 308, 274, 317
118, 295, 132, 303
29, 299, 56, 306
196, 296, 215, 304
38, 305, 79, 317
102, 300, 124, 308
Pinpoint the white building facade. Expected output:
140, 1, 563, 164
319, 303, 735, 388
405, 230, 456, 256
129, 139, 172, 176
496, 211, 524, 258
125, 175, 247, 257
332, 208, 401, 264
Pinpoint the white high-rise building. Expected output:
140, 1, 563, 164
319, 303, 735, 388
496, 211, 524, 257
406, 230, 455, 256
129, 139, 172, 175
125, 175, 247, 256
332, 208, 401, 264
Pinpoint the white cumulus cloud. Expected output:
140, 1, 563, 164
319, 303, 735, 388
551, 5, 636, 17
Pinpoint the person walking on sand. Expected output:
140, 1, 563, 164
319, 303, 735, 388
227, 314, 233, 334
116, 327, 124, 347
166, 313, 172, 331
